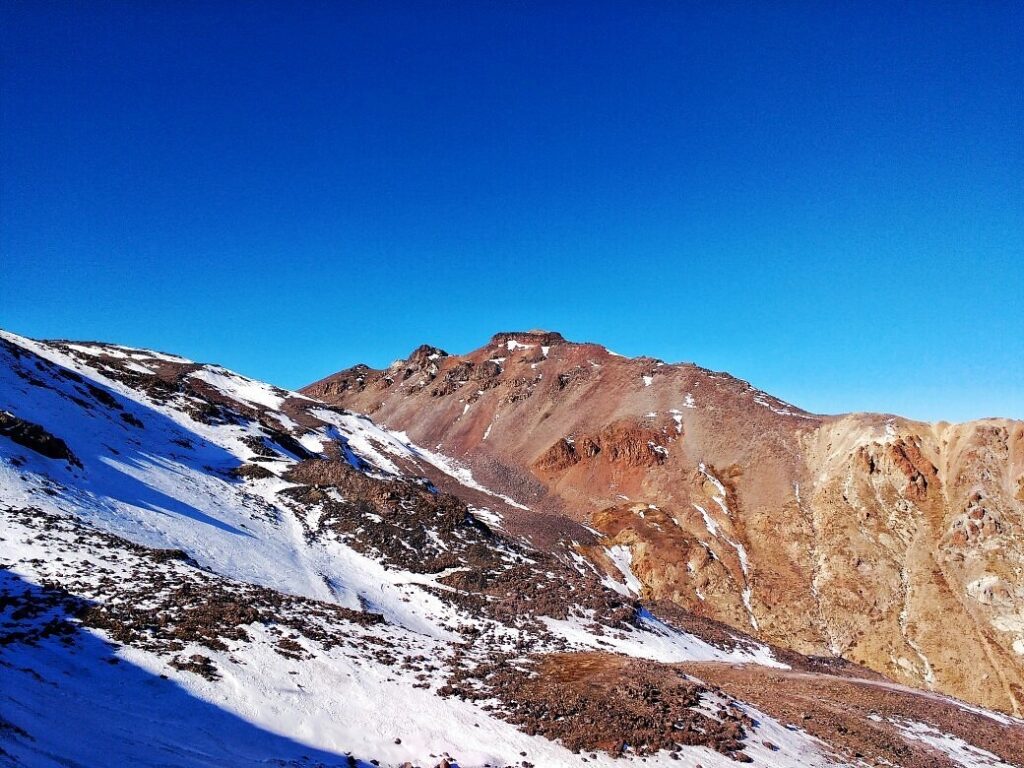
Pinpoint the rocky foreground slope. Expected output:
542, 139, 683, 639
306, 331, 1024, 718
1, 328, 1022, 768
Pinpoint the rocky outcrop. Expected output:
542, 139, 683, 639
534, 421, 668, 476
0, 409, 80, 465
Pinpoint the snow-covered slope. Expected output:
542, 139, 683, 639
2, 330, 1020, 768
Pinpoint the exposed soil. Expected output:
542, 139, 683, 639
681, 661, 1024, 768
443, 651, 754, 761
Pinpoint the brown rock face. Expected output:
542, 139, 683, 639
303, 331, 1024, 715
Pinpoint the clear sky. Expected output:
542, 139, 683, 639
2, 2, 1021, 421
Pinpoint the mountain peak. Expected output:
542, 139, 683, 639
488, 330, 568, 348
407, 343, 449, 365
306, 331, 1024, 723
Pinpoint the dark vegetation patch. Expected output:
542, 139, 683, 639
284, 459, 493, 573
241, 431, 316, 461
169, 653, 221, 681
232, 463, 275, 480
242, 434, 279, 457
84, 383, 121, 410
119, 411, 145, 428
0, 410, 81, 466
0, 715, 31, 741
262, 429, 315, 460
442, 651, 754, 761
43, 342, 312, 444
0, 572, 80, 648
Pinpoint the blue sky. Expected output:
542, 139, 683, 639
2, 2, 1021, 421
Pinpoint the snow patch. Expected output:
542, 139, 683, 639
542, 609, 788, 669
890, 719, 1015, 767
190, 368, 288, 410
394, 435, 529, 511
603, 544, 643, 596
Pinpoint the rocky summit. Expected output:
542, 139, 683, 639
2, 328, 1022, 768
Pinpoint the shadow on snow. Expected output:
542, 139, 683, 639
0, 341, 254, 537
0, 569, 369, 768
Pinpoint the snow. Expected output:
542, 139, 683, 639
695, 469, 757, 630
642, 375, 654, 387
468, 504, 503, 527
1, 501, 814, 768
951, 700, 1023, 726
0, 504, 475, 762
310, 408, 422, 477
0, 619, 380, 768
604, 544, 643, 595
64, 342, 193, 364
123, 360, 156, 374
1, 558, 595, 768
1, 324, 596, 766
391, 433, 529, 510
736, 548, 757, 629
668, 409, 684, 433
897, 564, 936, 689
542, 609, 787, 669
190, 367, 288, 410
0, 332, 446, 618
889, 719, 1016, 767
694, 504, 719, 536
699, 463, 728, 502
751, 392, 814, 419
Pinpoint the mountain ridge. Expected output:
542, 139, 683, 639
2, 327, 1023, 767
311, 329, 1021, 425
304, 330, 1024, 717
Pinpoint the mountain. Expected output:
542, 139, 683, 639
305, 331, 1024, 719
1, 328, 1021, 768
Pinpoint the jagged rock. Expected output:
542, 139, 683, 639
0, 410, 80, 466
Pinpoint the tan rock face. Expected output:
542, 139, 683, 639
304, 331, 1024, 715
